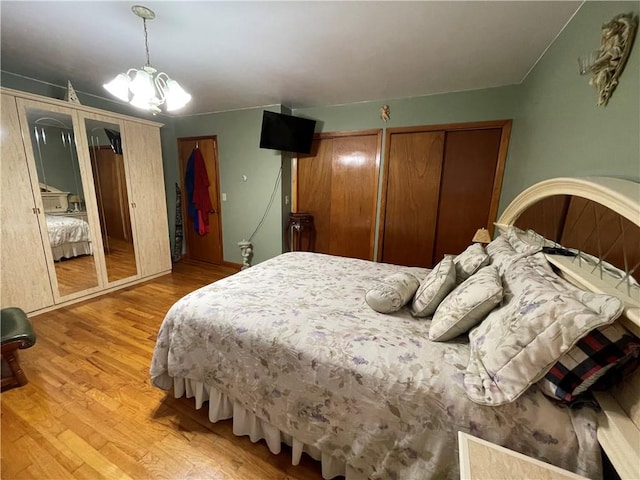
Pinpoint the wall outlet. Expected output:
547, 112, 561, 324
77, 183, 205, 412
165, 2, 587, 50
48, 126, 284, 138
285, 195, 289, 205
222, 193, 227, 201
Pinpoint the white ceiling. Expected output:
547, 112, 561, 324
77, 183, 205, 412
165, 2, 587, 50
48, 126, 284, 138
0, 1, 582, 116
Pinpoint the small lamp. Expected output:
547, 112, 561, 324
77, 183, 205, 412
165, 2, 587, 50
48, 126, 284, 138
68, 195, 81, 212
472, 227, 491, 244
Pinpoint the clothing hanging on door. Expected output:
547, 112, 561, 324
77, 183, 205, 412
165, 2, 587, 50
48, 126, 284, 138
184, 147, 213, 235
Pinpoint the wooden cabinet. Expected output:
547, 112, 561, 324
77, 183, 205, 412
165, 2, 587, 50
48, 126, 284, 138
379, 121, 510, 268
294, 130, 381, 260
0, 94, 55, 312
0, 87, 171, 315
122, 121, 171, 277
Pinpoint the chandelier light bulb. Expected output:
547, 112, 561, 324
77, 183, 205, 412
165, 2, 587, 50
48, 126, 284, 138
103, 5, 191, 113
165, 80, 192, 111
103, 73, 131, 102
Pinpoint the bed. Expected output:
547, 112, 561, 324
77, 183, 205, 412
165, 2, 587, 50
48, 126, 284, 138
40, 184, 92, 261
150, 176, 640, 480
45, 214, 92, 261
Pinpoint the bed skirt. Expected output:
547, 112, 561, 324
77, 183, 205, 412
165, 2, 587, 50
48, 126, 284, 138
51, 241, 92, 261
173, 377, 366, 480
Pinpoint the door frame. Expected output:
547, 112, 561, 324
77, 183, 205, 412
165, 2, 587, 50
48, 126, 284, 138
177, 135, 224, 265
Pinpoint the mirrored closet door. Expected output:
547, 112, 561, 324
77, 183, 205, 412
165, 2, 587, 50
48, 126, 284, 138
81, 114, 138, 284
16, 100, 102, 299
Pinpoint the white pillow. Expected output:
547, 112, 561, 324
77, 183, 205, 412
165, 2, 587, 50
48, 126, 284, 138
486, 235, 530, 276
453, 243, 489, 282
429, 265, 502, 342
505, 226, 542, 255
411, 256, 457, 317
365, 272, 420, 314
463, 259, 624, 406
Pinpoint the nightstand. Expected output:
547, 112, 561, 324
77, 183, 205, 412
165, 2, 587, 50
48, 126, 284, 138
458, 432, 588, 480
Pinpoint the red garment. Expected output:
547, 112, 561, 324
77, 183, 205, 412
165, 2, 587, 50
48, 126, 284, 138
198, 210, 208, 235
193, 148, 213, 232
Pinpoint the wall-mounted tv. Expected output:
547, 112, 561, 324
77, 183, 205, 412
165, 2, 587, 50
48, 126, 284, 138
259, 111, 316, 155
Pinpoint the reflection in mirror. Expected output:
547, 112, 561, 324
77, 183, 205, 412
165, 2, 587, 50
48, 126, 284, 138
26, 107, 100, 296
84, 118, 138, 283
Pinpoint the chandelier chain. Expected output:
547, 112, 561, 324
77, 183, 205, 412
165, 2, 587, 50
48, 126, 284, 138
143, 18, 151, 67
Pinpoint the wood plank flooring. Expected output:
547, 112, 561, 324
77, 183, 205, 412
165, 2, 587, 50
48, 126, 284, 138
1, 262, 325, 479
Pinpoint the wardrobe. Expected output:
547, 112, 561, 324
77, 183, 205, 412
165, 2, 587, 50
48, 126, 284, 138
0, 88, 171, 315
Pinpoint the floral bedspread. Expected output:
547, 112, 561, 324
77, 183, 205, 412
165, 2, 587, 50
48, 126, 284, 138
150, 252, 600, 479
45, 214, 90, 247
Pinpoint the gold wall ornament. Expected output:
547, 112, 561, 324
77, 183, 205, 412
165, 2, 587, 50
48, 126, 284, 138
380, 105, 390, 122
586, 13, 638, 106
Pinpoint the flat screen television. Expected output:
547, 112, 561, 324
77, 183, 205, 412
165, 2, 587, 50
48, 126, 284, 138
259, 111, 316, 154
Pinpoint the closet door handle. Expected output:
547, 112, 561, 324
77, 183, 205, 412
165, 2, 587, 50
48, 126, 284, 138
209, 209, 216, 214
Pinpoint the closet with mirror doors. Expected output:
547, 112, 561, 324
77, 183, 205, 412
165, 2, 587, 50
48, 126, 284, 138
0, 88, 171, 315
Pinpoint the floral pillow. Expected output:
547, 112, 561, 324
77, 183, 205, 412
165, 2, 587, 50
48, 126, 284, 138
428, 265, 502, 342
365, 272, 420, 314
453, 243, 489, 282
505, 226, 542, 255
411, 256, 456, 317
463, 259, 624, 406
537, 322, 640, 402
486, 234, 540, 277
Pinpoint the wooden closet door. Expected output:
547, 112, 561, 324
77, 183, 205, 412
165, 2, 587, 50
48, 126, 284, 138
90, 148, 131, 243
296, 138, 333, 254
296, 131, 380, 260
380, 131, 445, 267
329, 135, 379, 259
433, 128, 502, 260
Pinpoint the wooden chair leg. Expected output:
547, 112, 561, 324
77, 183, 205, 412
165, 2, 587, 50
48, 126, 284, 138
1, 349, 28, 388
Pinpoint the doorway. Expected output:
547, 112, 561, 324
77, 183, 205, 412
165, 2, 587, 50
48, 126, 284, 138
177, 136, 224, 265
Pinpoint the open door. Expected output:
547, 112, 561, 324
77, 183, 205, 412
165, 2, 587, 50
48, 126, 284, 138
177, 136, 223, 265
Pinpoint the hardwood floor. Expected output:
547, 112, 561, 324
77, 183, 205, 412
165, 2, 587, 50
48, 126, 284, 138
1, 262, 325, 479
54, 255, 99, 297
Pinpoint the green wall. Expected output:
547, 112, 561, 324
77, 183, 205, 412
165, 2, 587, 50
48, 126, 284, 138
295, 85, 519, 133
173, 107, 287, 265
500, 0, 640, 213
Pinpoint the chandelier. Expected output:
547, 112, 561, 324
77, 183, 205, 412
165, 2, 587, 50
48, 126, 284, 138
103, 5, 191, 114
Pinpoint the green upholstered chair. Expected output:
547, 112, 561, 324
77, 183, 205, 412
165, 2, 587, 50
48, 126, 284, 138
1, 307, 36, 390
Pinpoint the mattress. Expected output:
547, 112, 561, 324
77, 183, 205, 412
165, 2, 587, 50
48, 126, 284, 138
150, 251, 600, 479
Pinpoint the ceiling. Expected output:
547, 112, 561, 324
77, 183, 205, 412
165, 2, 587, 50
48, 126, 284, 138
1, 1, 582, 117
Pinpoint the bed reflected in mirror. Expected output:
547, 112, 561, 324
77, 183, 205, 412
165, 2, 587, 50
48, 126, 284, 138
26, 107, 100, 296
84, 117, 138, 283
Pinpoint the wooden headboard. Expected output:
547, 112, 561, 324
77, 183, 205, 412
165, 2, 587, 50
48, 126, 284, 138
39, 182, 70, 213
496, 176, 640, 480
